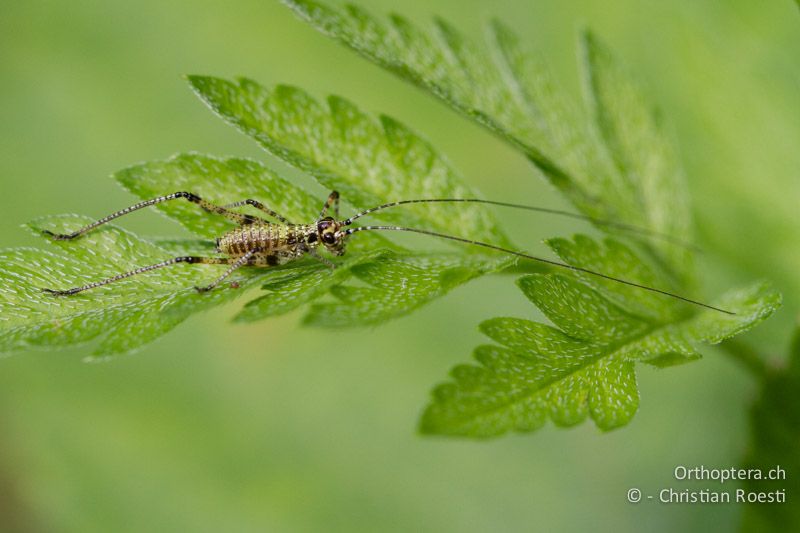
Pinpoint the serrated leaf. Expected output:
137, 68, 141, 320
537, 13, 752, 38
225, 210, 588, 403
118, 151, 488, 326
0, 215, 305, 358
233, 248, 387, 322
284, 1, 691, 277
283, 1, 580, 173
184, 76, 519, 324
741, 327, 800, 532
303, 252, 508, 327
115, 153, 396, 324
1, 143, 512, 356
0, 216, 493, 357
4, 2, 780, 392
420, 236, 781, 438
547, 234, 680, 322
291, 4, 779, 439
116, 152, 322, 239
113, 152, 402, 290
118, 152, 396, 259
186, 75, 509, 246
581, 31, 693, 281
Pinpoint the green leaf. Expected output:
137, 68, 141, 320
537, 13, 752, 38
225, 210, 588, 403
184, 76, 519, 326
0, 215, 306, 359
3, 1, 780, 410
420, 236, 781, 438
186, 75, 509, 247
282, 3, 781, 439
546, 234, 679, 322
283, 1, 588, 190
0, 149, 508, 357
303, 252, 508, 327
581, 31, 693, 281
233, 248, 386, 322
117, 152, 397, 258
741, 327, 800, 531
284, 1, 691, 277
148, 237, 217, 256
116, 152, 395, 324
116, 152, 322, 239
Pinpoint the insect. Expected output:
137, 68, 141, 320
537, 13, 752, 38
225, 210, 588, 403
41, 190, 734, 315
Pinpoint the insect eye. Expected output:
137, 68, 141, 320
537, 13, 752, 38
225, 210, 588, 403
322, 233, 336, 244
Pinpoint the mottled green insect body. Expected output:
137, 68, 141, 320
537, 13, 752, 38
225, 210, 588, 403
218, 224, 316, 265
215, 214, 345, 266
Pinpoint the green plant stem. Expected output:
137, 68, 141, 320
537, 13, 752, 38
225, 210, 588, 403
719, 338, 769, 379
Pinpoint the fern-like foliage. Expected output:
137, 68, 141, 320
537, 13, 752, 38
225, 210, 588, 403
2, 210, 268, 358
0, 0, 782, 452
283, 1, 781, 435
186, 76, 508, 246
420, 237, 779, 437
0, 93, 510, 357
285, 0, 692, 280
185, 76, 516, 324
0, 155, 365, 358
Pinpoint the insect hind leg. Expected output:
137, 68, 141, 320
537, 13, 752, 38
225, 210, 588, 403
44, 192, 267, 241
42, 256, 229, 296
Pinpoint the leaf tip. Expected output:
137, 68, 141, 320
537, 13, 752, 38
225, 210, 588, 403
186, 74, 229, 98
281, 0, 313, 14
416, 406, 440, 436
432, 14, 460, 40
578, 26, 601, 53
184, 73, 206, 87
486, 16, 517, 48
283, 0, 339, 33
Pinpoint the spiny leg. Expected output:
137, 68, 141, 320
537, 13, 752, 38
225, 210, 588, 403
318, 190, 340, 219
194, 250, 256, 292
44, 192, 268, 241
221, 199, 291, 224
42, 256, 229, 296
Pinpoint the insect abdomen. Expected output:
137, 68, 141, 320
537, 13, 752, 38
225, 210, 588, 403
217, 224, 313, 256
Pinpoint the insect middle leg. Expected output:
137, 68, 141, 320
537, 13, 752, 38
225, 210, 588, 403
318, 190, 340, 219
42, 256, 230, 296
44, 192, 269, 241
194, 250, 256, 292
221, 199, 291, 224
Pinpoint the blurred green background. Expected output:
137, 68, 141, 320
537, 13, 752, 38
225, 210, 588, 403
0, 0, 798, 531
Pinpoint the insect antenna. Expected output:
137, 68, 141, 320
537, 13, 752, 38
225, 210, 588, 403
344, 198, 699, 251
343, 225, 734, 315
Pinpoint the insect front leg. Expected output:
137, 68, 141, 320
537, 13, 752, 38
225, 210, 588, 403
308, 248, 336, 270
44, 192, 268, 241
42, 256, 229, 296
318, 190, 340, 219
